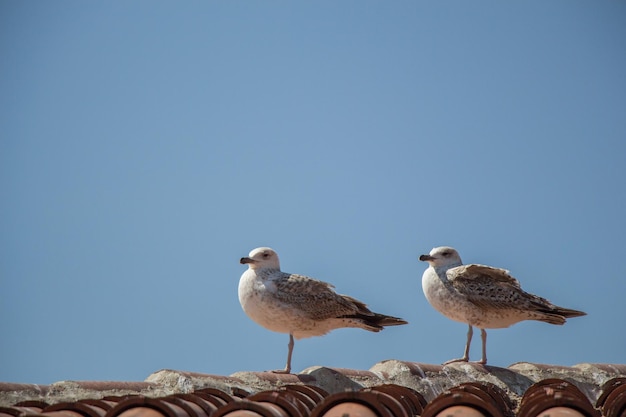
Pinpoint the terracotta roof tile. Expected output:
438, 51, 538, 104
596, 378, 626, 417
517, 379, 600, 417
1, 362, 625, 417
368, 385, 426, 416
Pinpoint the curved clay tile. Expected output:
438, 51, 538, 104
420, 382, 511, 417
245, 391, 308, 417
596, 378, 626, 417
517, 379, 599, 417
210, 399, 289, 417
104, 396, 198, 417
369, 383, 427, 415
309, 390, 402, 417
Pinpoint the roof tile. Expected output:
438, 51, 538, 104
310, 391, 406, 417
1, 362, 625, 417
517, 379, 600, 417
595, 378, 626, 417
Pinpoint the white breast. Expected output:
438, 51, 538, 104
422, 267, 527, 329
422, 267, 482, 325
238, 269, 319, 337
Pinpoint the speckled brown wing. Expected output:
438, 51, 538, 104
446, 264, 529, 310
272, 273, 360, 320
447, 264, 586, 323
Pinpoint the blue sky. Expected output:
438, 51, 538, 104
1, 2, 625, 384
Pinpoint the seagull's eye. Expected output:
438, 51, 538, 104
442, 251, 451, 257
262, 253, 270, 259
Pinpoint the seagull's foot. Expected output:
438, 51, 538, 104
443, 357, 469, 365
270, 368, 292, 374
443, 358, 488, 366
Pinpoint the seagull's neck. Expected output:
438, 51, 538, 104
255, 267, 282, 280
433, 263, 461, 281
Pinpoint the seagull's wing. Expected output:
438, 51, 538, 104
446, 264, 525, 310
272, 273, 361, 320
447, 264, 586, 322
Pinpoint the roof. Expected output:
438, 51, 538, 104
1, 361, 625, 417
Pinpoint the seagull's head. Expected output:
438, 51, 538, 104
419, 246, 463, 268
240, 247, 281, 270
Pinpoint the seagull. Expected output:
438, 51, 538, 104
239, 247, 408, 373
419, 246, 586, 365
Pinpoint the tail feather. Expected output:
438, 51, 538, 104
555, 307, 587, 318
337, 295, 409, 332
536, 305, 586, 325
339, 312, 408, 330
370, 313, 409, 327
537, 313, 567, 325
338, 294, 408, 330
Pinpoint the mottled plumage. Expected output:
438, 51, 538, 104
239, 247, 407, 373
419, 246, 586, 364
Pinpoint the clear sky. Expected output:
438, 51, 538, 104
1, 2, 625, 384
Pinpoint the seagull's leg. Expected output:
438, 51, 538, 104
285, 333, 294, 372
272, 333, 294, 374
476, 328, 488, 364
462, 325, 473, 361
444, 325, 472, 364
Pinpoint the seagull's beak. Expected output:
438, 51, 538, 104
240, 257, 255, 265
419, 254, 435, 262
